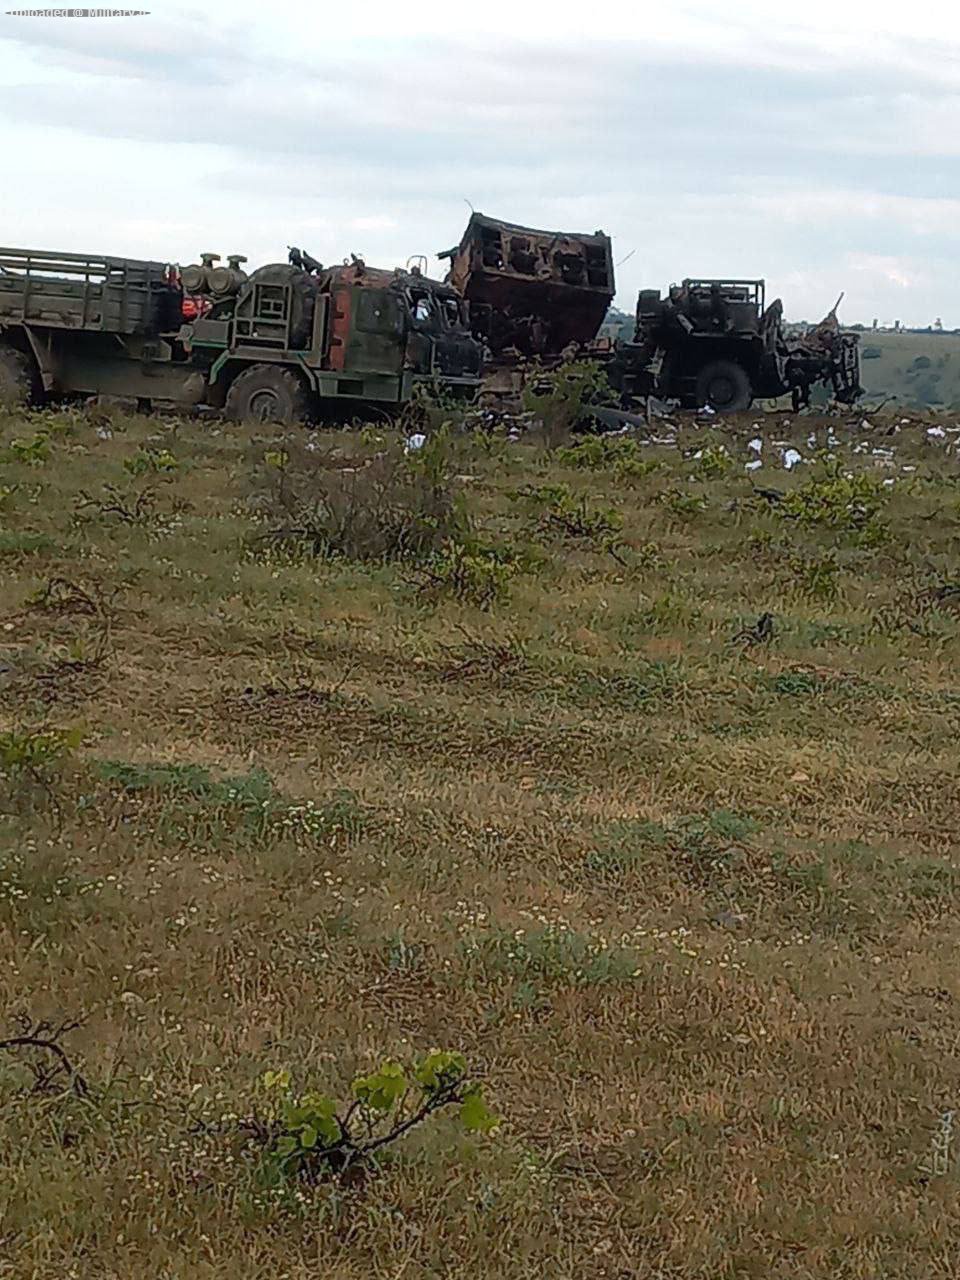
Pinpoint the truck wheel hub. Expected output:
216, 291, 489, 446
247, 388, 283, 421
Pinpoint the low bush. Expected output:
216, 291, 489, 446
251, 428, 469, 563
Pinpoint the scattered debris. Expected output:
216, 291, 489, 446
711, 909, 748, 930
731, 612, 774, 647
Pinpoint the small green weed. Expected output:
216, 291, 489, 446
94, 762, 365, 848
772, 671, 821, 697
689, 443, 732, 479
8, 435, 50, 466
658, 488, 708, 521
560, 662, 680, 711
0, 726, 82, 776
633, 591, 701, 633
0, 531, 54, 556
122, 449, 179, 477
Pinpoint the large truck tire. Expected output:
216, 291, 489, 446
224, 364, 310, 425
0, 342, 38, 411
695, 360, 752, 413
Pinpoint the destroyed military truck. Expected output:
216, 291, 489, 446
438, 213, 615, 404
0, 245, 481, 422
437, 217, 860, 416
610, 279, 862, 413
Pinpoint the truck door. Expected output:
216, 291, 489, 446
403, 287, 438, 375
343, 287, 404, 374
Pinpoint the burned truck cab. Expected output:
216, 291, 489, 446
324, 261, 480, 395
403, 277, 480, 384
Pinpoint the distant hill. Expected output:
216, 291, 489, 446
851, 330, 960, 409
599, 307, 634, 343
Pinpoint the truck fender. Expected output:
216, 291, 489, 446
208, 354, 318, 393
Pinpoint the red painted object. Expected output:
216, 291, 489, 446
181, 295, 212, 321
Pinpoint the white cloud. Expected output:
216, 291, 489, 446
1, 0, 959, 326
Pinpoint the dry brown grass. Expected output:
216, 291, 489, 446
2, 404, 960, 1277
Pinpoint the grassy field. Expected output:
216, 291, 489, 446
2, 400, 960, 1278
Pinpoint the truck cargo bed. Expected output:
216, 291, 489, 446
0, 246, 177, 335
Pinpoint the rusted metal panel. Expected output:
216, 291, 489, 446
327, 283, 351, 372
439, 213, 615, 360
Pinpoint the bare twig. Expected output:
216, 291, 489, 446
0, 1016, 88, 1095
75, 485, 155, 525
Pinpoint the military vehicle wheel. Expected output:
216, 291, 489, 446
695, 360, 752, 413
225, 365, 310, 425
0, 342, 37, 410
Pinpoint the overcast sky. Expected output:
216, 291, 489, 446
1, 0, 959, 325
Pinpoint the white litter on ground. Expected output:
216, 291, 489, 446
404, 433, 427, 452
745, 459, 763, 472
747, 437, 763, 454
782, 448, 803, 470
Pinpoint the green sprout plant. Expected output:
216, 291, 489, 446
254, 1050, 497, 1184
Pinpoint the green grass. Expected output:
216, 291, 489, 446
2, 404, 960, 1277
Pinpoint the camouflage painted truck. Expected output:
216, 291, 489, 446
0, 246, 481, 421
609, 279, 863, 412
438, 213, 616, 405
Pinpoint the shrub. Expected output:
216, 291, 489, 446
251, 429, 469, 563
515, 482, 627, 561
658, 488, 708, 521
555, 435, 661, 481
415, 538, 516, 608
788, 550, 841, 601
522, 360, 615, 447
778, 461, 888, 536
